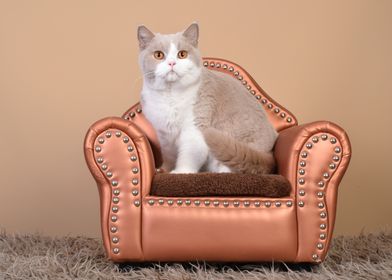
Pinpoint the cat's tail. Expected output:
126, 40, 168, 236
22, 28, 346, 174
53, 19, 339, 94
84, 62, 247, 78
202, 127, 275, 174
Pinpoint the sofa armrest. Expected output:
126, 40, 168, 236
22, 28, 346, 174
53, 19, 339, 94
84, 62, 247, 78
84, 116, 155, 261
274, 121, 352, 263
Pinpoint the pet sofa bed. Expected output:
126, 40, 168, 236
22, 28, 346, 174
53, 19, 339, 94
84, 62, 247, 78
84, 57, 352, 263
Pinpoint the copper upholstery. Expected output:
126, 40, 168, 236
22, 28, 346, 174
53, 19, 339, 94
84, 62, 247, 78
84, 57, 352, 263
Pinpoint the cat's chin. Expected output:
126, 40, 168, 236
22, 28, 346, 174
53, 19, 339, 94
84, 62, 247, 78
165, 71, 179, 82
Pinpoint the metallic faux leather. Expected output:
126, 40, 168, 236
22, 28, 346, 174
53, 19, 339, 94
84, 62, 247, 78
83, 57, 352, 263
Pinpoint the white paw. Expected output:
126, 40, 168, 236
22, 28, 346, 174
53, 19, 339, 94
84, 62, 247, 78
170, 168, 198, 174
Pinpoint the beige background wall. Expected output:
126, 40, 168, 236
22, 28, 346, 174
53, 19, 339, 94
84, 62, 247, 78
0, 0, 391, 238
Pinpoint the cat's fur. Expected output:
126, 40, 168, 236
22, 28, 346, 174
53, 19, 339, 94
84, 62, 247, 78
138, 23, 278, 174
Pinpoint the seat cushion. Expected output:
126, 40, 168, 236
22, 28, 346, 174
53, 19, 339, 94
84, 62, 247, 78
150, 173, 291, 197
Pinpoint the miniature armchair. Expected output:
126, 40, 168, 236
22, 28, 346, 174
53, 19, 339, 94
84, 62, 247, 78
84, 57, 351, 263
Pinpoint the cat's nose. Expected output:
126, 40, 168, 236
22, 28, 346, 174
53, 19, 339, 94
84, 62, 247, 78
168, 61, 176, 67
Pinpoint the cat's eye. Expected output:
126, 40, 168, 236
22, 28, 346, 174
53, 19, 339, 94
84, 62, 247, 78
178, 50, 188, 59
153, 51, 164, 60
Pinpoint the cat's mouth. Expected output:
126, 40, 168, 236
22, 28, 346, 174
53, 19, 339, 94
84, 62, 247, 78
165, 70, 180, 82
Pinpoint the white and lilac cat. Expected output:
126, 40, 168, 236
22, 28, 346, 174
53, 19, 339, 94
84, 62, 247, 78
138, 23, 278, 174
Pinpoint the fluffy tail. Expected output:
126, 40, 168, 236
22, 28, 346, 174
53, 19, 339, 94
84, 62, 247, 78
202, 128, 275, 174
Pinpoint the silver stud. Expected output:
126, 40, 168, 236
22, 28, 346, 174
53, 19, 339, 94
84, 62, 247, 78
301, 151, 308, 158
280, 113, 286, 118
233, 201, 240, 207
177, 199, 183, 206
323, 172, 330, 179
330, 137, 337, 144
320, 212, 327, 218
115, 131, 121, 137
329, 163, 336, 169
127, 145, 134, 152
101, 164, 108, 170
244, 201, 250, 207
132, 167, 139, 174
132, 178, 138, 185
123, 137, 129, 143
113, 189, 120, 196
98, 137, 105, 144
112, 197, 119, 204
256, 95, 261, 100
320, 223, 326, 229
321, 134, 328, 140
131, 189, 138, 196
203, 61, 208, 67
111, 215, 118, 222
223, 64, 228, 69
287, 117, 292, 123
335, 147, 341, 153
312, 136, 319, 143
333, 155, 340, 162
318, 202, 325, 208
299, 169, 305, 175
267, 104, 273, 109
111, 180, 118, 186
110, 226, 117, 233
204, 200, 210, 206
275, 201, 281, 207
229, 66, 234, 72
185, 199, 191, 206
134, 200, 141, 207
299, 189, 305, 196
300, 161, 306, 167
194, 200, 200, 206
112, 206, 119, 213
148, 199, 154, 205
106, 171, 113, 178
306, 143, 313, 149
210, 62, 215, 67
223, 201, 229, 207
216, 63, 221, 68
320, 233, 326, 240
298, 201, 305, 207
136, 108, 142, 113
286, 201, 293, 207
95, 146, 101, 152
213, 200, 220, 207
97, 157, 104, 163
250, 90, 256, 95
130, 155, 137, 161
261, 99, 267, 104
318, 181, 325, 187
167, 199, 174, 206
246, 85, 251, 90
274, 108, 280, 113
112, 237, 119, 243
113, 248, 120, 254
265, 201, 271, 207
254, 201, 261, 207
317, 192, 324, 198
129, 112, 136, 118
312, 254, 318, 260
238, 76, 243, 81
242, 80, 247, 85
298, 178, 305, 185
234, 71, 239, 76
158, 199, 164, 205
105, 131, 112, 138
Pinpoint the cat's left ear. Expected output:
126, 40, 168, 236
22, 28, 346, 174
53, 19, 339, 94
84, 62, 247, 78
183, 22, 199, 47
137, 25, 155, 50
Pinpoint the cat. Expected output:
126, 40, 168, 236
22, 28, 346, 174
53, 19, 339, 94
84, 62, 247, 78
138, 22, 278, 174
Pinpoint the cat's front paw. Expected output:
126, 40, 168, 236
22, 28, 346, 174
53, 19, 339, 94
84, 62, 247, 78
170, 168, 198, 174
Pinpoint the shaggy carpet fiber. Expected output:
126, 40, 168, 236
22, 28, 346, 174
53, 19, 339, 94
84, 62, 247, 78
0, 230, 391, 279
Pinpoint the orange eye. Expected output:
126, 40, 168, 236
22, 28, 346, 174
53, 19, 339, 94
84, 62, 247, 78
178, 50, 188, 59
153, 51, 164, 60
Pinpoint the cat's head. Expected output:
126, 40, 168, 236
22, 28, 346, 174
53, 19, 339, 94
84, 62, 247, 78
137, 23, 202, 90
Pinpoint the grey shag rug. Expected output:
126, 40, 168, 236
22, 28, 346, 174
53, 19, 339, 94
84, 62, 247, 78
1, 230, 391, 280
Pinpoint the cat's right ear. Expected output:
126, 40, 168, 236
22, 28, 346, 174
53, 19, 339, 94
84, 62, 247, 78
137, 25, 155, 50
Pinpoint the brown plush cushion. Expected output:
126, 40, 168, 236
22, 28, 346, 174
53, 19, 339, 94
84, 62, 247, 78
150, 173, 291, 197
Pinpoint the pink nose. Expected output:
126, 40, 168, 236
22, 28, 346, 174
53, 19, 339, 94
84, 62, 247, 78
168, 61, 176, 67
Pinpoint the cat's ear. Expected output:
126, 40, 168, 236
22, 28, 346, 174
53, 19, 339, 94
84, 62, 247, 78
137, 25, 155, 50
183, 22, 199, 47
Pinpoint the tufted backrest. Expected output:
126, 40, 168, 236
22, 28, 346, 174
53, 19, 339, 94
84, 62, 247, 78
122, 57, 297, 132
